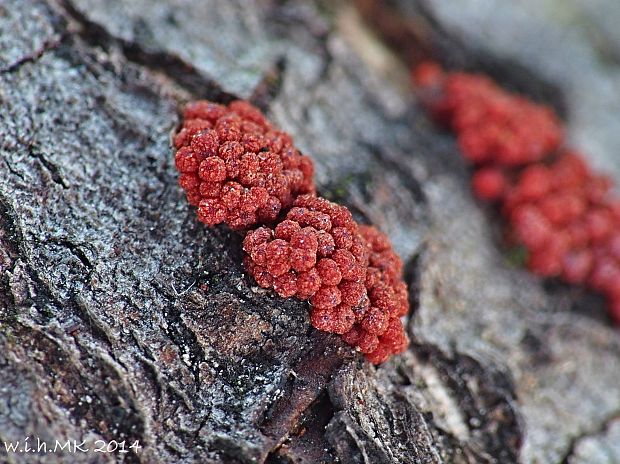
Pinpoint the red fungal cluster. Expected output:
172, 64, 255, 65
352, 225, 409, 363
174, 100, 314, 230
242, 195, 368, 308
414, 62, 620, 324
174, 100, 409, 363
506, 153, 620, 321
414, 62, 562, 167
243, 195, 409, 364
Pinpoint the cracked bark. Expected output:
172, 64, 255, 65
1, 0, 620, 463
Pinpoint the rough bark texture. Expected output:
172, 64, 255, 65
1, 1, 619, 463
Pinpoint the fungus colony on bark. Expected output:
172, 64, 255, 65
174, 100, 315, 230
174, 100, 409, 364
414, 62, 620, 324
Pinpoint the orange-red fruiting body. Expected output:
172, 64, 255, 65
174, 100, 315, 230
174, 101, 411, 364
414, 62, 620, 326
414, 62, 562, 167
505, 152, 620, 301
242, 195, 409, 363
243, 195, 367, 329
355, 225, 409, 364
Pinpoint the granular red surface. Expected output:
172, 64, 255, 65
174, 100, 411, 363
352, 225, 409, 364
415, 61, 620, 325
414, 62, 562, 167
174, 100, 315, 229
242, 195, 410, 363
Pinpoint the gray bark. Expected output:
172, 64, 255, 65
1, 1, 619, 463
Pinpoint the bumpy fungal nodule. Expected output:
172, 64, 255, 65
174, 100, 315, 230
242, 195, 409, 364
414, 61, 620, 325
174, 99, 409, 363
414, 62, 563, 167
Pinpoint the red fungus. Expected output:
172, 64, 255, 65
414, 62, 562, 167
174, 99, 411, 364
505, 151, 620, 287
471, 167, 508, 201
242, 195, 410, 363
355, 225, 409, 364
243, 195, 370, 336
414, 62, 620, 326
174, 100, 315, 229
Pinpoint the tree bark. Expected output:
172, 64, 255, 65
1, 1, 619, 463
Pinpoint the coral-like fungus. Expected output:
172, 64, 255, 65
174, 100, 315, 229
414, 62, 620, 326
174, 100, 410, 364
414, 62, 562, 167
242, 194, 368, 309
350, 225, 409, 364
242, 195, 409, 363
505, 152, 620, 323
